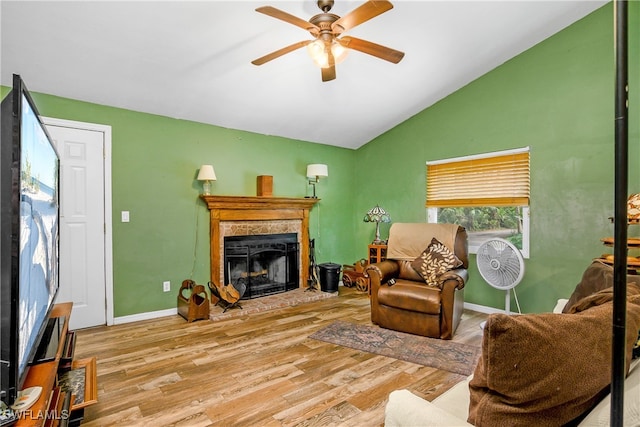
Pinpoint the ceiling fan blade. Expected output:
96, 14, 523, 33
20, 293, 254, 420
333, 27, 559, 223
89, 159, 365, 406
256, 6, 320, 36
332, 0, 394, 35
338, 36, 404, 63
251, 40, 311, 66
321, 50, 337, 82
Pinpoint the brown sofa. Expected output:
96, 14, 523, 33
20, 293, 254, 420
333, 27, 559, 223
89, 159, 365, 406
365, 223, 469, 339
385, 262, 640, 426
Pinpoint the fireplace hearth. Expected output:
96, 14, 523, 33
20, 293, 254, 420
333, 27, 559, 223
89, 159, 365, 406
224, 233, 299, 299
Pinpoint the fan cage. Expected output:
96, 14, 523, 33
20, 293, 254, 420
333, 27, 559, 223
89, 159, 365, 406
476, 238, 525, 290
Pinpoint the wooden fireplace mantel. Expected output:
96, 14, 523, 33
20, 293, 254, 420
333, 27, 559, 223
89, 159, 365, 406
201, 195, 319, 288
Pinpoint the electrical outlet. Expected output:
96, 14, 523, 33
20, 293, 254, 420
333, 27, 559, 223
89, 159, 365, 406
163, 281, 170, 292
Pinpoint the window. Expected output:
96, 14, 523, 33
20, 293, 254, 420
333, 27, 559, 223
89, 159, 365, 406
426, 147, 530, 258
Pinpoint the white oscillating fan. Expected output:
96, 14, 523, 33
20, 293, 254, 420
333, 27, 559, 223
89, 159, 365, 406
476, 238, 525, 315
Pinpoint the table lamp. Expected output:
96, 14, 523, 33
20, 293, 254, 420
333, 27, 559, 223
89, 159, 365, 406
363, 205, 391, 244
197, 165, 217, 195
306, 164, 328, 198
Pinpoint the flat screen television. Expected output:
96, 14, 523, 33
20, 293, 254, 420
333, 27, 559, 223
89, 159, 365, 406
0, 74, 60, 412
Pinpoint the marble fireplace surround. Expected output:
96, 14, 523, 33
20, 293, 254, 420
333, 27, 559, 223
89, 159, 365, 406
201, 195, 319, 290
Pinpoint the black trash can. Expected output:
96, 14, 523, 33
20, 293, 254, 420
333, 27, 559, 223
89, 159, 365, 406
318, 262, 341, 293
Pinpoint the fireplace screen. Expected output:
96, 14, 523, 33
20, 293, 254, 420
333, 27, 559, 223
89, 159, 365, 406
224, 233, 299, 299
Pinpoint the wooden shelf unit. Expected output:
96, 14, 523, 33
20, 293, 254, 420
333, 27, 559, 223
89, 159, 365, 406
597, 220, 640, 275
15, 303, 97, 427
368, 244, 387, 265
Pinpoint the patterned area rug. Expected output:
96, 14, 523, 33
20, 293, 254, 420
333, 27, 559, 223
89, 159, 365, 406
310, 320, 481, 376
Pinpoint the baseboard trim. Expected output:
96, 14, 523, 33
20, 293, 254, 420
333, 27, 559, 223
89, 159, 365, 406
114, 308, 178, 325
463, 302, 505, 315
114, 299, 500, 325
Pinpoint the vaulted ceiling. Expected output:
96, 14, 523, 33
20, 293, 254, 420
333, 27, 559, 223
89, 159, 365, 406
0, 1, 607, 149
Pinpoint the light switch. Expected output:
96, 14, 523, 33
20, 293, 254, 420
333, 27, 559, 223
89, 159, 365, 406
121, 211, 130, 222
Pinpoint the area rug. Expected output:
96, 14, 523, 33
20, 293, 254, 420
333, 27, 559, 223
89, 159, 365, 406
309, 320, 481, 376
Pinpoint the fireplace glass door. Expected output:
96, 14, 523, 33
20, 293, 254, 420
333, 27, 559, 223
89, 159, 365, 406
224, 233, 299, 299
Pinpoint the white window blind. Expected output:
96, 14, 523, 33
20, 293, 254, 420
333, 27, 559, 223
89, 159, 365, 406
426, 148, 530, 208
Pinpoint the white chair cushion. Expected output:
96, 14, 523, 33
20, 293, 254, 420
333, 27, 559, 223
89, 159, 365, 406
578, 359, 640, 426
385, 389, 472, 427
432, 375, 472, 419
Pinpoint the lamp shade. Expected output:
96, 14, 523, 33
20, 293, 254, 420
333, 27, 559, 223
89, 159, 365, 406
197, 165, 217, 181
307, 164, 328, 178
363, 205, 391, 223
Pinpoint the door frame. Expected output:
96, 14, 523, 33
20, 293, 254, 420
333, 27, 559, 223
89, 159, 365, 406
42, 116, 114, 326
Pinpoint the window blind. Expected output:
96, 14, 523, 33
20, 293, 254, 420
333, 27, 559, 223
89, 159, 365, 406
426, 150, 530, 208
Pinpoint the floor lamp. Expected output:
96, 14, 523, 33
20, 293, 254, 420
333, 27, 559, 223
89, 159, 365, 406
611, 1, 628, 425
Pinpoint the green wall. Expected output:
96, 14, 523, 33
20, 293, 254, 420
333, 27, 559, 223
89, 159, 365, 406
2, 92, 357, 317
3, 2, 638, 317
354, 2, 640, 313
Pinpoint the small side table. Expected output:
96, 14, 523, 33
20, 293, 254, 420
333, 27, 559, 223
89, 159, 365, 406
368, 244, 388, 264
359, 244, 388, 295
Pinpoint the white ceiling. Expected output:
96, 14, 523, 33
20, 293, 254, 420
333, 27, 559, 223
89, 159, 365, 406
1, 1, 606, 149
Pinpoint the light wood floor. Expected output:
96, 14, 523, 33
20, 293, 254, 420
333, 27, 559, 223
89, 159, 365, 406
74, 287, 487, 427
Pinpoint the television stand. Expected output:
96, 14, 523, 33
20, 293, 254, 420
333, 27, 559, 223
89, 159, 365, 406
15, 303, 97, 426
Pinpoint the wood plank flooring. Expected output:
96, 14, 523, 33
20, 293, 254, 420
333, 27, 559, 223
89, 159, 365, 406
73, 287, 487, 426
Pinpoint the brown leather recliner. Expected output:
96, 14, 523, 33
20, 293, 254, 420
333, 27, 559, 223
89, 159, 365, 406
366, 223, 469, 340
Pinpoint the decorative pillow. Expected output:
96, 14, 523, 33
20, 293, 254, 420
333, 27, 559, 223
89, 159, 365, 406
410, 237, 462, 286
468, 284, 640, 427
563, 260, 617, 312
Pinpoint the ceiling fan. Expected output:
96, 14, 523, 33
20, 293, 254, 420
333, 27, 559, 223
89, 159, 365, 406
251, 0, 405, 82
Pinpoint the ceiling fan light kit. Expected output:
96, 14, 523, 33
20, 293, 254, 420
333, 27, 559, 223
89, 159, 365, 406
307, 39, 348, 68
252, 0, 405, 82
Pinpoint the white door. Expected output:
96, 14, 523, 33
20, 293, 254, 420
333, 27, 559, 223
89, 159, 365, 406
44, 119, 112, 330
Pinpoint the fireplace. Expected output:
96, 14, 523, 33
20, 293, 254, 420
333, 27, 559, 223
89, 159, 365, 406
224, 233, 299, 299
201, 195, 319, 294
